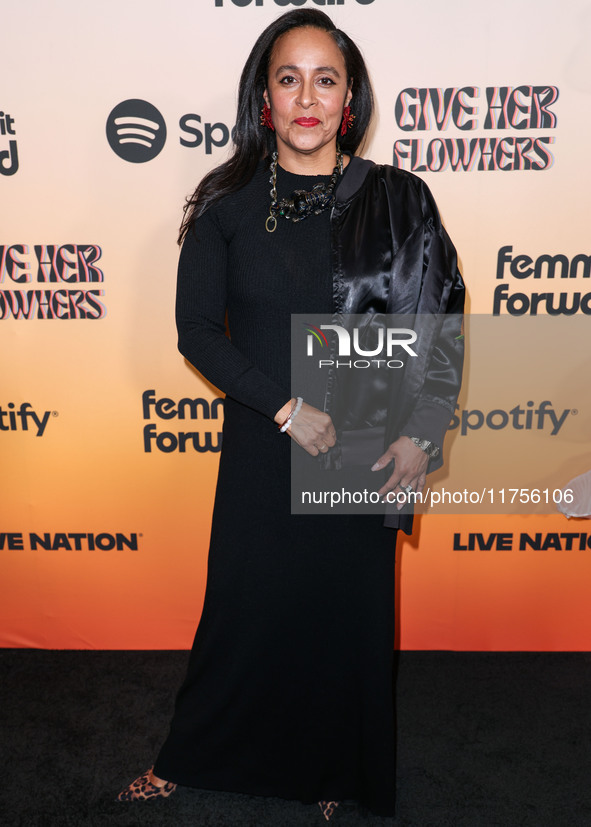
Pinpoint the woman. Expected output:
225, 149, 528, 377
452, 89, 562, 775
118, 8, 464, 821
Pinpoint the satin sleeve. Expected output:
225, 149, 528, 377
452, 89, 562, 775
175, 213, 291, 421
398, 183, 465, 464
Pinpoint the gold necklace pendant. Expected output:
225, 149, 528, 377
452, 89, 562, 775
265, 214, 277, 233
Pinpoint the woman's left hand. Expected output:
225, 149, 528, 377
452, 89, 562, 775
371, 437, 429, 509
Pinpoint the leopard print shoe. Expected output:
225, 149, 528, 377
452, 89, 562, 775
318, 800, 340, 821
117, 767, 177, 801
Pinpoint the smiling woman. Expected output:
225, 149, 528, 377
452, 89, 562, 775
117, 8, 464, 822
263, 27, 352, 170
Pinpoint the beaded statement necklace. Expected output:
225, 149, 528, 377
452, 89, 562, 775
265, 148, 344, 233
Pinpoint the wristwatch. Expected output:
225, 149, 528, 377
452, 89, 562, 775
408, 437, 440, 459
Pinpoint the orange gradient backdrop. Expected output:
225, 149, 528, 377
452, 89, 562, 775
2, 0, 590, 650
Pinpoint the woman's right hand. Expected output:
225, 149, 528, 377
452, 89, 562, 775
274, 399, 336, 456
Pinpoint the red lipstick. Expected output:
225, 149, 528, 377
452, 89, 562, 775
294, 118, 320, 127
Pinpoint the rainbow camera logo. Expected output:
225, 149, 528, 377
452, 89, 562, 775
303, 323, 329, 354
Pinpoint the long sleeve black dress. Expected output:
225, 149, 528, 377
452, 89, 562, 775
153, 161, 399, 817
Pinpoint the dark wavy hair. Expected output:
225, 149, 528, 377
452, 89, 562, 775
178, 9, 374, 243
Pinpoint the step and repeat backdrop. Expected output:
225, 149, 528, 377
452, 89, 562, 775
2, 0, 590, 649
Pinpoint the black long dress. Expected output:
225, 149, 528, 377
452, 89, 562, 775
153, 162, 398, 816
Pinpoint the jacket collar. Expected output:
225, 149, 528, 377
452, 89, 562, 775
335, 156, 375, 205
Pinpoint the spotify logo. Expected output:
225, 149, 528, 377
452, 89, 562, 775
106, 99, 166, 163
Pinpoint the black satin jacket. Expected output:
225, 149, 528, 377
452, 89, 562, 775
322, 158, 465, 492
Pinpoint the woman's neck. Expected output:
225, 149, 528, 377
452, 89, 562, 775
276, 142, 348, 175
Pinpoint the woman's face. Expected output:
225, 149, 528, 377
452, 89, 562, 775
264, 26, 352, 170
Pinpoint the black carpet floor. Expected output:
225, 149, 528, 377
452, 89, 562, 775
1, 650, 590, 826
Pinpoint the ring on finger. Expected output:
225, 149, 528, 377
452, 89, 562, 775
399, 483, 413, 494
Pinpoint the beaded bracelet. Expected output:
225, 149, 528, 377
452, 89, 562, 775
279, 396, 303, 433
278, 398, 297, 431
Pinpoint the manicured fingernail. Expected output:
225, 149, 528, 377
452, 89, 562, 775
371, 462, 380, 471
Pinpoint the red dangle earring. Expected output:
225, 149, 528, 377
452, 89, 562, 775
340, 105, 355, 136
260, 103, 275, 131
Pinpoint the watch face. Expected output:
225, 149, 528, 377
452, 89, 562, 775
425, 442, 440, 458
411, 437, 439, 457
